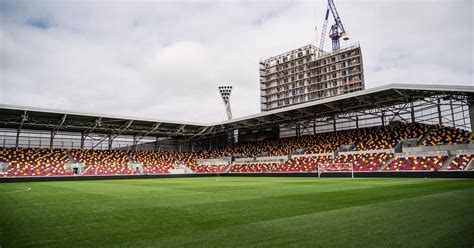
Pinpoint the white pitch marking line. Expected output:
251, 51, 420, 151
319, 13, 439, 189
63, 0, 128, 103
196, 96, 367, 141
0, 187, 32, 195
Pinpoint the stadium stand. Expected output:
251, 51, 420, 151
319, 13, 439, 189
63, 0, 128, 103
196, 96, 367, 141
230, 163, 278, 173
71, 149, 137, 175
0, 147, 72, 177
332, 153, 393, 171
129, 151, 178, 174
384, 156, 447, 171
354, 123, 429, 150
306, 128, 365, 154
175, 151, 211, 166
446, 154, 473, 171
189, 164, 226, 173
424, 125, 471, 146
273, 156, 332, 172
1, 123, 473, 176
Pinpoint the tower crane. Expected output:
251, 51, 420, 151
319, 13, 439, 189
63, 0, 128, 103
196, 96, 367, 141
318, 0, 349, 52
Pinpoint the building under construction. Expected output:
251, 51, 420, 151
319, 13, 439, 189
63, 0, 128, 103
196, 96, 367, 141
259, 44, 364, 112
260, 0, 365, 112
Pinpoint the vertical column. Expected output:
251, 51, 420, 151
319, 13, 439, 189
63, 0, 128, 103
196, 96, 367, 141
437, 98, 443, 125
50, 130, 54, 149
468, 99, 474, 132
155, 136, 159, 151
333, 116, 337, 132
108, 135, 112, 150
295, 121, 300, 137
15, 128, 21, 148
381, 112, 385, 127
411, 101, 416, 123
80, 131, 85, 150
313, 119, 316, 134
133, 135, 137, 150
450, 98, 456, 128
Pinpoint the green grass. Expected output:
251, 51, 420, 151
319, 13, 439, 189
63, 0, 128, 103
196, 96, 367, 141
0, 177, 473, 248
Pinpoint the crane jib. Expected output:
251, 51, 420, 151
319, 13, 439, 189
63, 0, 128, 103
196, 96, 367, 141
325, 8, 330, 20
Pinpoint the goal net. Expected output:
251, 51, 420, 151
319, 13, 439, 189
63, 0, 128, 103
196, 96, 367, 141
318, 163, 354, 178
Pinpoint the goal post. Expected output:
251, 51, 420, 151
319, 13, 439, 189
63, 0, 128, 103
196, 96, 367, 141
317, 162, 354, 178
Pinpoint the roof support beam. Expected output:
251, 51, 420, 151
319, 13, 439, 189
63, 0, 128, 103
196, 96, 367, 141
135, 122, 161, 143
15, 110, 27, 148
323, 103, 339, 111
110, 120, 133, 141
176, 124, 186, 133
83, 117, 102, 139
50, 114, 68, 148
92, 120, 134, 149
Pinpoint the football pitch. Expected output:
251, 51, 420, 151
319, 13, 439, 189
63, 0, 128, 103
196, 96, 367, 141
0, 177, 473, 247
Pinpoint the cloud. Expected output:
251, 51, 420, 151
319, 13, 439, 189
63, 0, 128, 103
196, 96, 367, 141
0, 0, 472, 123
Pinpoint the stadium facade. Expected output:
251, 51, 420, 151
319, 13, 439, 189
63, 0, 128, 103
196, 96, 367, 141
1, 83, 473, 179
0, 84, 472, 150
259, 44, 364, 112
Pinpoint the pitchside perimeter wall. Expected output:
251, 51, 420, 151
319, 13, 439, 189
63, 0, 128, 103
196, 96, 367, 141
1, 171, 473, 183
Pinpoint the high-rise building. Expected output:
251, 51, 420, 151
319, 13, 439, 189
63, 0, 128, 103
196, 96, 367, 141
259, 43, 364, 112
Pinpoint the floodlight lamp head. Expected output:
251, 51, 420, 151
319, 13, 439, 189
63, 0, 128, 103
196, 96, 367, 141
218, 86, 232, 104
218, 85, 233, 120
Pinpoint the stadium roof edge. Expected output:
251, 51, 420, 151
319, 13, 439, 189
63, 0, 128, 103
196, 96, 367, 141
0, 103, 208, 127
214, 83, 474, 126
1, 83, 473, 138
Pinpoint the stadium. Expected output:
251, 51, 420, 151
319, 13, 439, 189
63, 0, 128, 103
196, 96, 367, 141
1, 1, 473, 247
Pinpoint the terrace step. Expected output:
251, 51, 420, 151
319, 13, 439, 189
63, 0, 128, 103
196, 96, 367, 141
379, 156, 395, 171
224, 163, 234, 173
176, 163, 193, 173
66, 150, 75, 163
465, 159, 474, 171
0, 162, 8, 174
440, 154, 456, 171
124, 151, 134, 163
419, 125, 434, 145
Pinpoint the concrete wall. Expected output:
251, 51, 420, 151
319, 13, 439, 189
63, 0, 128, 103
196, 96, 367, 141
2, 171, 473, 183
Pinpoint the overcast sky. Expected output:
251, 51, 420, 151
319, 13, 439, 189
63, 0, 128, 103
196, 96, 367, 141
0, 0, 472, 123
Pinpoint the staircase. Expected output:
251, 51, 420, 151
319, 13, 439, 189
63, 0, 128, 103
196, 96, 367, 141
465, 159, 474, 171
419, 125, 434, 145
124, 151, 134, 163
176, 163, 193, 174
0, 162, 8, 174
392, 141, 403, 153
224, 163, 234, 173
65, 150, 75, 174
379, 157, 395, 171
66, 150, 75, 163
440, 154, 456, 171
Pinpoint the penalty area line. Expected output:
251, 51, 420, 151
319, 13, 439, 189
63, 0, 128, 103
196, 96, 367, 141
0, 187, 32, 195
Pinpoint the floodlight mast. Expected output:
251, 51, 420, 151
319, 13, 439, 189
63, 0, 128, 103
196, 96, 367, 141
218, 86, 233, 120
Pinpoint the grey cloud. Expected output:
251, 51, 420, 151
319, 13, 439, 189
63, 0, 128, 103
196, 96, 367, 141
0, 0, 472, 123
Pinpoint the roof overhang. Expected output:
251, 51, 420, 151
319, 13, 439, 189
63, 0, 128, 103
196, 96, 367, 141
1, 83, 473, 139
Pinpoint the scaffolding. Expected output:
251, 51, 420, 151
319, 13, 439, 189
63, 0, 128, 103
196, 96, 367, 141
260, 43, 364, 112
